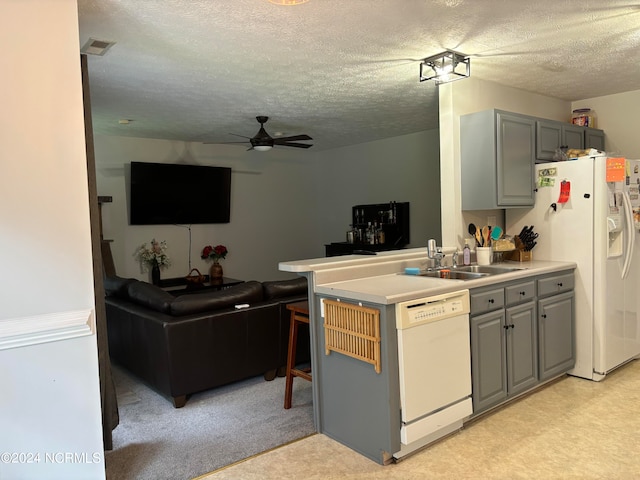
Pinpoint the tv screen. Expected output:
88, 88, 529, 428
129, 161, 231, 225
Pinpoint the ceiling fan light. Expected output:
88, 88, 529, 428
253, 145, 273, 152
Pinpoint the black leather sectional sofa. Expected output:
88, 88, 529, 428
104, 275, 309, 407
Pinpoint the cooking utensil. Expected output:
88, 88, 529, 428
475, 227, 483, 246
490, 225, 503, 241
468, 223, 480, 246
482, 226, 491, 246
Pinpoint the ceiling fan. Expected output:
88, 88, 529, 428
212, 116, 313, 151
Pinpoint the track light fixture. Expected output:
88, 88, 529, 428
420, 50, 470, 85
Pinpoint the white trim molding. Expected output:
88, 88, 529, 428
0, 309, 95, 351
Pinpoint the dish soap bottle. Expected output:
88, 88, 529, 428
463, 241, 471, 266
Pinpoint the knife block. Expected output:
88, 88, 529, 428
506, 236, 532, 262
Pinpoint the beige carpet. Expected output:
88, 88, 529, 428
106, 364, 314, 480
198, 359, 640, 480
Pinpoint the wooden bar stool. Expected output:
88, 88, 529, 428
284, 300, 311, 409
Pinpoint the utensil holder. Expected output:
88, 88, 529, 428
476, 247, 493, 265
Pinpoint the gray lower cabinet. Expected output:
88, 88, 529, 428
470, 271, 574, 415
537, 273, 575, 381
471, 309, 507, 411
506, 301, 538, 394
470, 280, 537, 413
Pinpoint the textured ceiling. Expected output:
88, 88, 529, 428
77, 1, 640, 151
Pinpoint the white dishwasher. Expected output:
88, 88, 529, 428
394, 289, 472, 460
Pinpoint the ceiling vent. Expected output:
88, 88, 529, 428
81, 38, 116, 56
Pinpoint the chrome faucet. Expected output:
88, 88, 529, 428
427, 238, 445, 269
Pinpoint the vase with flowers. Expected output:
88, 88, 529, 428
134, 239, 170, 285
201, 244, 228, 281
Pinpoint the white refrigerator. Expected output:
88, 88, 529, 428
506, 156, 640, 380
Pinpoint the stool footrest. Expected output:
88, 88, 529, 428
291, 368, 312, 382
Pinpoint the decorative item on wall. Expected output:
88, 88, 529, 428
201, 244, 229, 282
133, 239, 171, 285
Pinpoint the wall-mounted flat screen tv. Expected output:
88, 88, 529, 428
130, 161, 231, 225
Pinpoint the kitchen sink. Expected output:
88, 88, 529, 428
418, 270, 489, 280
414, 264, 524, 280
455, 265, 524, 274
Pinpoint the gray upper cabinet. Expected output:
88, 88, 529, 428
564, 124, 586, 150
461, 110, 536, 210
585, 128, 605, 151
536, 119, 605, 162
536, 121, 583, 161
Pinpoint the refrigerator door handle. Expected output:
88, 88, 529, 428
621, 190, 635, 280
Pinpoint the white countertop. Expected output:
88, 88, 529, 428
279, 247, 430, 273
315, 260, 575, 304
282, 253, 574, 305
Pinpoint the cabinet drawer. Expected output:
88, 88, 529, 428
470, 288, 505, 315
505, 281, 535, 306
537, 273, 574, 297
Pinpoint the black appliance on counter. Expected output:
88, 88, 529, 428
325, 202, 410, 257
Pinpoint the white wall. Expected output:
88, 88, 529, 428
95, 129, 440, 282
573, 89, 640, 159
438, 77, 570, 247
0, 1, 105, 479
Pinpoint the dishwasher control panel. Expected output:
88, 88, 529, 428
396, 289, 470, 329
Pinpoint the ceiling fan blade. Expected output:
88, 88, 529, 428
274, 134, 312, 142
276, 142, 313, 149
203, 140, 250, 145
229, 133, 252, 139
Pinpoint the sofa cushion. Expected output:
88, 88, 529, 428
170, 280, 264, 316
262, 277, 308, 300
126, 281, 175, 313
104, 275, 138, 298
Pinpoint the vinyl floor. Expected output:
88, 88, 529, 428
199, 359, 640, 480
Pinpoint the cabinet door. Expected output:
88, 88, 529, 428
562, 124, 585, 150
538, 291, 575, 380
497, 113, 536, 207
537, 122, 586, 161
585, 129, 605, 151
536, 121, 562, 161
506, 302, 538, 396
470, 310, 508, 413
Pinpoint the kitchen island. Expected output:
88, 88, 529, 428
280, 248, 576, 464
